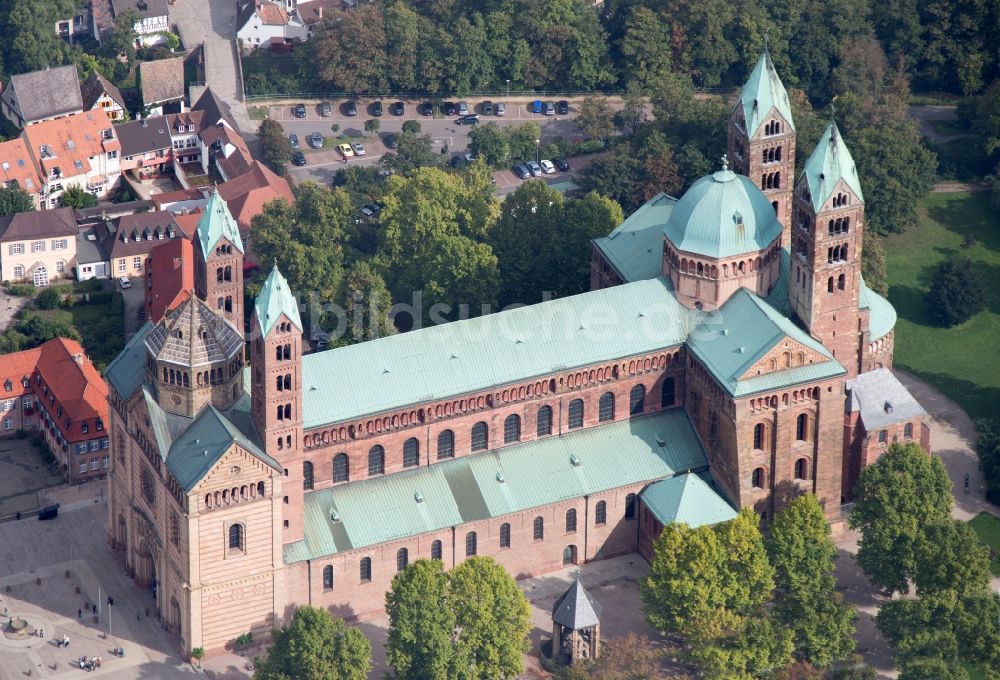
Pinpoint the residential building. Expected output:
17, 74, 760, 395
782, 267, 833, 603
0, 138, 44, 209
105, 52, 929, 656
22, 109, 121, 207
217, 160, 293, 235
236, 1, 309, 49
139, 56, 185, 116
152, 188, 207, 213
0, 65, 84, 128
81, 70, 128, 122
117, 116, 172, 178
0, 208, 78, 285
75, 226, 111, 280
96, 210, 188, 279
111, 0, 170, 46
167, 89, 251, 183
144, 237, 195, 323
0, 338, 109, 482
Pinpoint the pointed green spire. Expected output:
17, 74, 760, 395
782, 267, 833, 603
739, 49, 795, 135
802, 120, 864, 212
254, 264, 302, 337
196, 189, 244, 260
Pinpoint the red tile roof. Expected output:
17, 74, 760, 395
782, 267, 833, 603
145, 238, 195, 322
0, 138, 43, 200
34, 337, 108, 443
217, 161, 294, 231
151, 188, 205, 210
0, 347, 43, 395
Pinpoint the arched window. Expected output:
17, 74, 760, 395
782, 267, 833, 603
465, 531, 477, 556
500, 522, 511, 548
368, 446, 385, 476
322, 564, 334, 589
303, 461, 314, 490
629, 384, 646, 415
396, 548, 409, 572
625, 493, 637, 519
904, 423, 913, 439
828, 277, 834, 293
503, 414, 521, 443
533, 516, 544, 540
595, 501, 607, 525
359, 557, 372, 581
878, 430, 888, 444
537, 405, 553, 436
838, 274, 845, 291
332, 453, 349, 483
752, 467, 765, 489
661, 378, 675, 407
471, 421, 488, 451
568, 399, 584, 429
403, 438, 419, 467
598, 392, 615, 422
566, 508, 577, 533
754, 423, 765, 450
437, 430, 455, 459
228, 523, 244, 551
794, 458, 808, 480
796, 413, 808, 441
431, 540, 443, 560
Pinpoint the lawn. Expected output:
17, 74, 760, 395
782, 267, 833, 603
34, 293, 125, 371
885, 192, 1000, 421
968, 511, 1000, 575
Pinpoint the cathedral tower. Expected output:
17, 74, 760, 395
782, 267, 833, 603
194, 190, 245, 333
789, 121, 865, 377
727, 49, 796, 246
250, 265, 305, 541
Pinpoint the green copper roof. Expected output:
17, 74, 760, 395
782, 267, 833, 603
802, 121, 864, 212
662, 169, 783, 258
686, 288, 845, 396
859, 277, 896, 341
105, 321, 154, 397
640, 473, 737, 528
592, 193, 678, 282
739, 50, 795, 135
285, 409, 709, 562
254, 265, 303, 337
300, 277, 691, 429
195, 189, 244, 260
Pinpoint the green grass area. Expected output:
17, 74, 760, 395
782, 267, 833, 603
969, 511, 1000, 575
885, 192, 1000, 421
35, 293, 125, 371
248, 106, 269, 121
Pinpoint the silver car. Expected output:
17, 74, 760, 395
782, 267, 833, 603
495, 102, 506, 116
527, 161, 542, 177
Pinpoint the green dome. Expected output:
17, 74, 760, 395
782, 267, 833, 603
663, 169, 783, 259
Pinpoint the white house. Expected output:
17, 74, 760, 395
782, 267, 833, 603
111, 0, 170, 46
236, 1, 309, 49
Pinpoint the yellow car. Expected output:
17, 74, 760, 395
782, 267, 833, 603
338, 143, 354, 157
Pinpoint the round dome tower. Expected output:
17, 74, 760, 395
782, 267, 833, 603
661, 158, 784, 310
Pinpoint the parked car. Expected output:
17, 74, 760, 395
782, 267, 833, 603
456, 114, 479, 126
338, 143, 354, 157
442, 101, 457, 116
554, 157, 570, 172
512, 165, 530, 179
421, 101, 434, 116
539, 159, 556, 174
482, 101, 493, 116
495, 102, 506, 116
343, 101, 358, 116
291, 151, 307, 166
544, 101, 555, 116
320, 101, 332, 117
118, 276, 131, 289
457, 101, 469, 115
527, 161, 542, 176
351, 142, 366, 156
450, 155, 466, 168
557, 100, 569, 115
294, 103, 306, 118
309, 132, 323, 149
360, 203, 382, 217
371, 101, 383, 117
531, 100, 543, 114
288, 133, 299, 149
390, 101, 405, 116
383, 133, 398, 149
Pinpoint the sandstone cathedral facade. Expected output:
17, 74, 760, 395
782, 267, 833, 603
105, 52, 929, 654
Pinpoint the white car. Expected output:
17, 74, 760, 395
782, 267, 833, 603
351, 142, 366, 156
118, 276, 131, 289
539, 159, 556, 174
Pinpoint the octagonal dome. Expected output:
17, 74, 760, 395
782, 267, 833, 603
663, 168, 783, 259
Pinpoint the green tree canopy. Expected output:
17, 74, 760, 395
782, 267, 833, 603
60, 185, 96, 209
576, 96, 615, 142
0, 185, 35, 216
258, 118, 292, 176
926, 258, 987, 327
468, 123, 511, 169
385, 559, 455, 680
253, 606, 371, 680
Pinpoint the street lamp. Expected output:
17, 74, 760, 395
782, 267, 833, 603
506, 79, 510, 104
535, 139, 540, 163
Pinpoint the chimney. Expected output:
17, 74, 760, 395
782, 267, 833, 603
73, 354, 83, 364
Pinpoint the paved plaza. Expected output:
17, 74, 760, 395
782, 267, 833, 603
0, 438, 63, 520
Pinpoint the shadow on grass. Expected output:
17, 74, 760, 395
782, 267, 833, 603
892, 367, 1000, 423
926, 197, 1000, 252
887, 284, 936, 326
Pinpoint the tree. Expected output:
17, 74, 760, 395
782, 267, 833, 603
34, 287, 62, 311
257, 119, 292, 176
253, 606, 371, 680
364, 119, 380, 135
401, 120, 421, 134
972, 80, 1000, 161
862, 231, 888, 296
468, 123, 510, 168
768, 494, 856, 668
634, 131, 684, 203
579, 147, 641, 211
310, 6, 388, 93
0, 185, 35, 216
385, 559, 455, 680
975, 417, 1000, 504
384, 1, 420, 92
848, 442, 952, 594
898, 658, 970, 680
926, 258, 987, 327
505, 122, 542, 164
576, 96, 615, 142
449, 556, 532, 680
616, 86, 648, 137
618, 6, 673, 89
557, 192, 624, 295
338, 261, 396, 345
381, 131, 441, 175
554, 633, 667, 680
912, 520, 991, 600
60, 185, 96, 209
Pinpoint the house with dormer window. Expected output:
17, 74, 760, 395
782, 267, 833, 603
95, 210, 191, 279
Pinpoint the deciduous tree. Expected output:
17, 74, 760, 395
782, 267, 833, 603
576, 96, 615, 142
0, 185, 35, 216
257, 119, 292, 176
253, 606, 371, 680
385, 559, 455, 680
60, 185, 96, 209
926, 258, 987, 327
